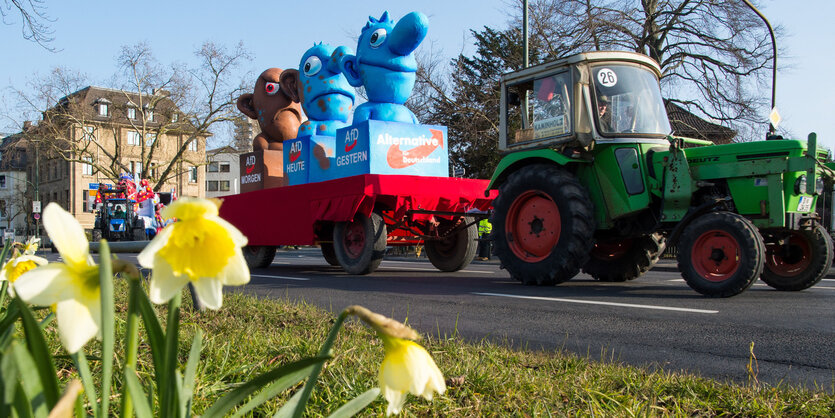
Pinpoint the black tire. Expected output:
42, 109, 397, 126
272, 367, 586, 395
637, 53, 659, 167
582, 233, 665, 282
425, 216, 478, 272
677, 212, 764, 297
132, 228, 147, 241
492, 164, 595, 285
761, 224, 833, 291
333, 212, 387, 275
243, 245, 277, 269
91, 229, 102, 243
320, 243, 340, 266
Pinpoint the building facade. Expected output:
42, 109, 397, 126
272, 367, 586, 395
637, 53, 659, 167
205, 146, 241, 198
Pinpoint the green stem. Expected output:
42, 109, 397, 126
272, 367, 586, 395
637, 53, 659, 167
161, 293, 182, 418
99, 240, 115, 417
71, 351, 98, 418
120, 277, 142, 418
291, 311, 349, 418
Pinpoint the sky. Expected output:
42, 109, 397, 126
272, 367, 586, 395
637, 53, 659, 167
1, 0, 833, 152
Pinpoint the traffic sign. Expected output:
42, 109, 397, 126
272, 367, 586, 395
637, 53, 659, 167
33, 201, 41, 213
33, 213, 41, 220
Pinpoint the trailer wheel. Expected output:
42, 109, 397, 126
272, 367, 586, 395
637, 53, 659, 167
425, 216, 478, 272
243, 245, 277, 269
761, 224, 833, 291
132, 228, 147, 241
492, 164, 595, 285
320, 243, 340, 266
582, 233, 665, 282
333, 212, 387, 275
91, 229, 102, 243
677, 212, 764, 297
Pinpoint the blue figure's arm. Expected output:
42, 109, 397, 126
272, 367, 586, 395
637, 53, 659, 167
337, 53, 363, 87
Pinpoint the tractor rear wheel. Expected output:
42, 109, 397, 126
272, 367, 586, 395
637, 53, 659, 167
91, 229, 102, 243
492, 164, 595, 285
677, 212, 764, 297
425, 216, 478, 272
333, 212, 387, 275
582, 233, 665, 282
243, 245, 277, 269
761, 224, 833, 291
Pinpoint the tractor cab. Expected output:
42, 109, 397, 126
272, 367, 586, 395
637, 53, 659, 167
500, 51, 671, 152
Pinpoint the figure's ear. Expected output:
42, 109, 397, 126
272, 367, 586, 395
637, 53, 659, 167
338, 54, 363, 87
236, 93, 257, 119
279, 69, 301, 103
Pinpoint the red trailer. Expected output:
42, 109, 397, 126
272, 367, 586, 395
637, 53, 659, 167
219, 174, 495, 274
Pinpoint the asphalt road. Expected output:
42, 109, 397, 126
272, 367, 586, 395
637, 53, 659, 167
59, 247, 835, 391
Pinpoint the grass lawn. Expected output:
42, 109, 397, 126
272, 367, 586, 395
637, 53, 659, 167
50, 280, 834, 416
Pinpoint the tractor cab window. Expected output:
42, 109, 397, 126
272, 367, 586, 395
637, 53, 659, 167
506, 71, 572, 145
591, 65, 671, 137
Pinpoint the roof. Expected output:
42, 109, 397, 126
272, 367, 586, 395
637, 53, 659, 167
207, 146, 238, 156
50, 86, 183, 128
665, 100, 737, 144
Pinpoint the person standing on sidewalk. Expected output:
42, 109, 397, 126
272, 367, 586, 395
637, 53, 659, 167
477, 218, 492, 260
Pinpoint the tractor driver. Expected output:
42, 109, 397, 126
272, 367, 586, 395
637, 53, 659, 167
114, 205, 126, 219
597, 95, 612, 133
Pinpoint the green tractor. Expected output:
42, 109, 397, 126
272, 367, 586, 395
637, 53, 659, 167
487, 50, 833, 297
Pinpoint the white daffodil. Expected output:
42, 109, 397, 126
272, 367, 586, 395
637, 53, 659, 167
137, 197, 249, 310
20, 236, 41, 255
14, 203, 101, 354
0, 254, 48, 296
378, 336, 446, 415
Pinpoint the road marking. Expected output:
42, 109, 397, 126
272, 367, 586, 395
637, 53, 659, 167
379, 266, 492, 273
472, 292, 718, 314
668, 279, 835, 290
251, 274, 309, 281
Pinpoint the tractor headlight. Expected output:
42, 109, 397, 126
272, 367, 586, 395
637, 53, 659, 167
795, 175, 807, 194
816, 177, 825, 195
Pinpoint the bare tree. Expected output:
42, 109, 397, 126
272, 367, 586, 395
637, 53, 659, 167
11, 41, 251, 192
1, 0, 55, 50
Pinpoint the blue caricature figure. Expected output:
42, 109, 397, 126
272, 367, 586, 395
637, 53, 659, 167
280, 43, 356, 137
338, 11, 428, 124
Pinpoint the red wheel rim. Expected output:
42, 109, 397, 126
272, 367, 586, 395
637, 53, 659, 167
506, 190, 561, 262
690, 229, 740, 282
765, 232, 812, 277
591, 239, 634, 260
342, 218, 366, 258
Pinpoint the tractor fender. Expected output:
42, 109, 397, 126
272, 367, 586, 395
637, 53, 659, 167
487, 149, 588, 192
665, 197, 732, 249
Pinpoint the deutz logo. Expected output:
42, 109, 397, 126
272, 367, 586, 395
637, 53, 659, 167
687, 156, 719, 163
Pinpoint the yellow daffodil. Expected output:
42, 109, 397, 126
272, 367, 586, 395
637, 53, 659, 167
344, 305, 446, 415
0, 254, 48, 296
379, 336, 446, 415
14, 203, 101, 354
137, 197, 249, 310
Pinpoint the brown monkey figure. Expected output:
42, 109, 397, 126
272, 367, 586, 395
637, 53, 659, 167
236, 68, 303, 151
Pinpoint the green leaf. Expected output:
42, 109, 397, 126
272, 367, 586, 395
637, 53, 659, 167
12, 380, 35, 418
98, 241, 115, 417
0, 301, 21, 351
160, 294, 181, 418
135, 283, 165, 373
180, 329, 203, 417
124, 367, 154, 418
201, 356, 328, 418
230, 366, 315, 418
1, 343, 21, 407
326, 388, 381, 418
271, 389, 305, 418
14, 298, 60, 410
10, 341, 48, 417
70, 351, 99, 418
290, 311, 349, 418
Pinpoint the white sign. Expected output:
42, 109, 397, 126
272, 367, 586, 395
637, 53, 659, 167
769, 107, 781, 129
32, 201, 41, 213
597, 68, 618, 87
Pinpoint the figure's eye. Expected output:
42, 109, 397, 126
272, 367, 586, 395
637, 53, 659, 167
265, 82, 279, 95
303, 56, 322, 77
369, 28, 387, 48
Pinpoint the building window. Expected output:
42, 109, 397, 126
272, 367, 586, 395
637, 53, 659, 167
187, 140, 198, 152
146, 109, 154, 122
171, 112, 179, 122
127, 107, 136, 119
207, 162, 219, 172
219, 180, 230, 192
82, 156, 93, 175
0, 175, 5, 189
98, 103, 109, 117
82, 126, 94, 142
0, 200, 6, 218
206, 180, 219, 191
127, 131, 141, 146
145, 133, 155, 147
131, 161, 142, 180
189, 166, 198, 183
220, 163, 231, 173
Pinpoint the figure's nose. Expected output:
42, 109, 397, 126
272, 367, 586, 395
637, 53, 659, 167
388, 11, 428, 56
329, 46, 352, 73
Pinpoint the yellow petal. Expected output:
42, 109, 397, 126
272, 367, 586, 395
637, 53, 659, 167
148, 255, 190, 305
212, 215, 248, 247
55, 298, 101, 354
191, 276, 223, 310
137, 224, 174, 268
43, 203, 91, 267
219, 249, 249, 286
157, 217, 237, 279
161, 197, 219, 221
378, 337, 446, 415
13, 264, 76, 306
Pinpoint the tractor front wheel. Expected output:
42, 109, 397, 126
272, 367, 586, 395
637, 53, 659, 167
677, 212, 764, 297
492, 164, 595, 285
582, 233, 666, 282
761, 224, 833, 291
